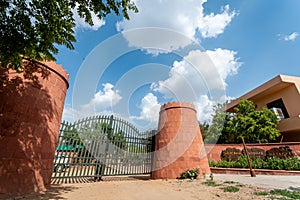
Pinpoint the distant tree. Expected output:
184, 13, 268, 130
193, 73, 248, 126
0, 0, 138, 71
204, 103, 233, 144
199, 121, 209, 140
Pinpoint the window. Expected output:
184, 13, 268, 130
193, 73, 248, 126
267, 98, 289, 120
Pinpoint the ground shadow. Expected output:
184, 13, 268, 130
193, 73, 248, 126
50, 174, 151, 184
0, 185, 79, 200
289, 186, 300, 192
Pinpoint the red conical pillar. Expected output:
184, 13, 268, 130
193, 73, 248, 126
0, 61, 69, 196
151, 102, 210, 179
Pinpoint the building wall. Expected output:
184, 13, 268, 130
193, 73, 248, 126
254, 84, 300, 118
250, 84, 300, 141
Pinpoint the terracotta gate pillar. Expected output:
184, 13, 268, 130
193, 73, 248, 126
151, 102, 210, 179
0, 61, 68, 196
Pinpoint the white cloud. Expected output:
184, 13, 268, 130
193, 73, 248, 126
82, 83, 122, 112
151, 49, 241, 101
63, 83, 122, 121
72, 4, 105, 31
150, 48, 241, 122
198, 5, 236, 38
131, 93, 161, 123
194, 95, 215, 122
117, 0, 236, 53
206, 48, 241, 86
283, 32, 299, 41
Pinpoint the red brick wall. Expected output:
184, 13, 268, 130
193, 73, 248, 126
205, 142, 300, 162
152, 102, 210, 179
0, 61, 68, 196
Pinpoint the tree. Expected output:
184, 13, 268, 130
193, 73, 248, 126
199, 121, 209, 140
229, 99, 281, 143
204, 103, 233, 144
206, 99, 281, 144
0, 0, 138, 71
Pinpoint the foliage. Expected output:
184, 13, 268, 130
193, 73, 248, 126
0, 0, 138, 71
179, 168, 199, 179
84, 122, 127, 150
209, 156, 300, 171
270, 189, 300, 199
205, 99, 281, 144
230, 99, 281, 143
202, 181, 221, 187
199, 121, 209, 139
254, 189, 300, 199
204, 103, 233, 144
223, 186, 240, 193
253, 191, 269, 196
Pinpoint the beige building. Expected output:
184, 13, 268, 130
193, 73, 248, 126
226, 75, 300, 142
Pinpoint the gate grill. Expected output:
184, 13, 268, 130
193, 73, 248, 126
52, 115, 155, 180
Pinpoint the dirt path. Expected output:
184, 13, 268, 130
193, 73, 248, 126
6, 177, 269, 200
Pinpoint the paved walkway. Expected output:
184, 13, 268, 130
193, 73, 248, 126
214, 174, 300, 191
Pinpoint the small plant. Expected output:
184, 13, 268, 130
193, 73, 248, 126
253, 189, 300, 199
270, 189, 300, 199
202, 181, 221, 187
179, 168, 199, 179
223, 186, 240, 193
202, 173, 206, 179
209, 173, 214, 181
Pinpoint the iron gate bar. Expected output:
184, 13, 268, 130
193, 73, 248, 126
52, 115, 155, 180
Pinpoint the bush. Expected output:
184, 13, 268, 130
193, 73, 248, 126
223, 186, 240, 192
179, 168, 199, 179
209, 156, 300, 171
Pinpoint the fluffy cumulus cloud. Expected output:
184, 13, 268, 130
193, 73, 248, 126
194, 95, 215, 122
72, 4, 105, 31
131, 93, 161, 123
82, 83, 122, 111
151, 48, 241, 100
198, 5, 236, 38
116, 0, 236, 52
63, 83, 122, 121
150, 48, 241, 122
206, 48, 241, 85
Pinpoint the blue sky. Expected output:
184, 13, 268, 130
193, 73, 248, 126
57, 0, 300, 130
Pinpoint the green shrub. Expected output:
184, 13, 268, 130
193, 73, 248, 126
179, 168, 199, 179
223, 186, 239, 192
209, 156, 300, 171
270, 189, 300, 199
202, 181, 221, 187
253, 191, 268, 196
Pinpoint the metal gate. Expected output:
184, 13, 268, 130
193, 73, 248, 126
52, 115, 155, 180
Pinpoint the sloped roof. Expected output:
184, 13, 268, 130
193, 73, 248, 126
225, 75, 300, 112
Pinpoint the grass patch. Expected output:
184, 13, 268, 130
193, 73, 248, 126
223, 186, 240, 193
254, 189, 300, 199
202, 181, 221, 187
270, 189, 300, 199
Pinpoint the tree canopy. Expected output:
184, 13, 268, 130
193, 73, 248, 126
0, 0, 137, 71
204, 99, 281, 144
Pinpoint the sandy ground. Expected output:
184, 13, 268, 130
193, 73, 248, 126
4, 176, 274, 200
